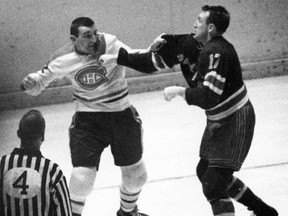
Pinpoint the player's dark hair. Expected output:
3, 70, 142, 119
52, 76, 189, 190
202, 5, 230, 34
70, 17, 95, 37
17, 110, 45, 141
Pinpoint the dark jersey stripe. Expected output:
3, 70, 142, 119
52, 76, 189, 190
26, 155, 32, 168
41, 159, 50, 216
34, 155, 41, 171
17, 154, 22, 167
6, 194, 11, 216
33, 195, 39, 216
15, 198, 20, 216
104, 91, 129, 103
24, 198, 29, 216
8, 154, 15, 170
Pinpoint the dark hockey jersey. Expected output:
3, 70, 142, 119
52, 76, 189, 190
185, 36, 249, 120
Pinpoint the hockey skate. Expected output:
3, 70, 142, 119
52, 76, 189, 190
116, 206, 149, 216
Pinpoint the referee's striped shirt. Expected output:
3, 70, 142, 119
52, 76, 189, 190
0, 148, 72, 216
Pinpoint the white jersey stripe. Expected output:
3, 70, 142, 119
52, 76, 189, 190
203, 80, 223, 95
204, 71, 226, 95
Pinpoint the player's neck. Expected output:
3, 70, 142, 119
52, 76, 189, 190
20, 141, 41, 151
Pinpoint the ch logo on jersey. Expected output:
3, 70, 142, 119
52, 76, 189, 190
75, 65, 108, 90
4, 167, 41, 199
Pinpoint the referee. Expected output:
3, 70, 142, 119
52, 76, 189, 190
0, 110, 72, 216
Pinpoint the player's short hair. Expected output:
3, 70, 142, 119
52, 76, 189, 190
70, 17, 95, 37
17, 110, 45, 140
202, 5, 230, 34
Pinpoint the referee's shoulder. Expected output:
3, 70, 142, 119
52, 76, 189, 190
42, 157, 65, 177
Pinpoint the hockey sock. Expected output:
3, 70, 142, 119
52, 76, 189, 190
228, 176, 267, 212
69, 167, 96, 215
120, 184, 141, 212
119, 159, 147, 212
70, 194, 86, 216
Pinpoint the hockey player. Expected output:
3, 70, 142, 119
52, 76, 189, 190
21, 17, 151, 216
162, 5, 278, 216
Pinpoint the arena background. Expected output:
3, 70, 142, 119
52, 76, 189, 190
0, 0, 287, 110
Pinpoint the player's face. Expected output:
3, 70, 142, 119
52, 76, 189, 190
194, 11, 210, 43
73, 25, 99, 54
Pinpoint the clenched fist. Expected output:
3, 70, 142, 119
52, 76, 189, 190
163, 86, 186, 101
21, 75, 37, 91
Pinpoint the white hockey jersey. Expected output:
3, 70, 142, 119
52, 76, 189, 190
26, 33, 133, 112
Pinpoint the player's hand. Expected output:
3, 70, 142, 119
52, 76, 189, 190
163, 86, 186, 101
148, 33, 167, 52
21, 75, 37, 91
99, 53, 118, 66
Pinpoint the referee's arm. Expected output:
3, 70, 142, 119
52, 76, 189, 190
53, 173, 73, 216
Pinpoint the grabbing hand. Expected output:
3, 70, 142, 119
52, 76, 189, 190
99, 53, 118, 66
148, 33, 167, 52
163, 86, 186, 101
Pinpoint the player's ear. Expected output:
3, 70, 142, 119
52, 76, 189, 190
70, 35, 77, 42
208, 23, 218, 35
208, 23, 214, 33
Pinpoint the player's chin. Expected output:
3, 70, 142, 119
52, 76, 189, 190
86, 47, 96, 54
194, 32, 200, 40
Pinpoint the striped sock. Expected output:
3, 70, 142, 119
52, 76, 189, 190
70, 194, 86, 216
228, 176, 263, 211
119, 185, 141, 212
228, 176, 248, 201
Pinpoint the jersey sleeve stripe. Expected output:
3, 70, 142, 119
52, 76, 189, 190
49, 164, 58, 188
50, 164, 72, 215
57, 178, 72, 216
203, 71, 226, 95
55, 182, 66, 216
152, 53, 168, 70
54, 169, 63, 185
